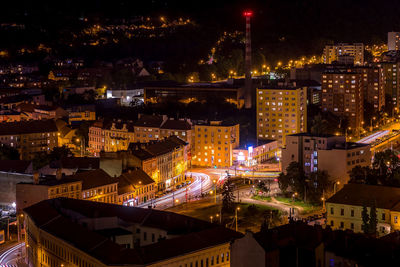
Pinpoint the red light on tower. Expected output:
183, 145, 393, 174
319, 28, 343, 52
243, 11, 253, 17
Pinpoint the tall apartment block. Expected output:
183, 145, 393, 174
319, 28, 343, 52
353, 66, 385, 111
321, 72, 364, 133
376, 62, 400, 111
256, 86, 307, 147
323, 43, 364, 65
388, 32, 400, 51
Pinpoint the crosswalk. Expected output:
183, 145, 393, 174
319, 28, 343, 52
0, 265, 17, 267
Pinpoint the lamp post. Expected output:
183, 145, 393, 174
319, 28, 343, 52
333, 181, 340, 194
76, 138, 84, 157
210, 216, 213, 223
235, 207, 240, 232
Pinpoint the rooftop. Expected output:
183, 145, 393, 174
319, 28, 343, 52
24, 198, 242, 265
0, 160, 32, 173
50, 157, 100, 170
160, 119, 192, 130
0, 119, 58, 135
327, 183, 400, 210
66, 169, 118, 190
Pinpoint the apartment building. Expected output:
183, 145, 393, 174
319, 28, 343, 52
128, 136, 189, 191
193, 121, 240, 168
88, 120, 135, 155
321, 72, 364, 133
118, 168, 156, 206
23, 198, 242, 267
160, 118, 193, 149
71, 169, 119, 204
282, 133, 371, 185
353, 66, 385, 111
323, 43, 364, 65
256, 86, 307, 147
0, 119, 58, 160
133, 114, 167, 143
388, 32, 400, 51
16, 172, 82, 213
376, 62, 400, 111
327, 184, 400, 236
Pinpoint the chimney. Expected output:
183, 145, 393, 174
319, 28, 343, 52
33, 171, 39, 184
56, 168, 62, 180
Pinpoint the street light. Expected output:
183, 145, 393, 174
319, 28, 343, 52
210, 216, 213, 223
235, 207, 240, 232
334, 181, 340, 194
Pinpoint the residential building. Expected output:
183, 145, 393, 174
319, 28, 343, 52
0, 120, 58, 160
16, 103, 68, 120
69, 169, 119, 204
88, 120, 135, 155
232, 140, 278, 166
323, 43, 364, 65
321, 72, 364, 133
193, 121, 240, 168
16, 172, 82, 213
353, 66, 385, 111
117, 168, 156, 206
133, 114, 167, 143
256, 85, 307, 146
376, 62, 400, 111
282, 133, 371, 185
23, 198, 242, 267
160, 118, 193, 150
388, 32, 400, 51
66, 105, 96, 124
326, 184, 400, 236
128, 136, 189, 191
231, 220, 400, 267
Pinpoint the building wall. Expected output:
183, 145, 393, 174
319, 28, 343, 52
326, 203, 391, 236
230, 232, 269, 267
193, 123, 240, 167
378, 62, 400, 111
134, 126, 161, 143
318, 146, 371, 184
323, 43, 364, 65
321, 73, 364, 133
16, 181, 82, 213
388, 32, 400, 51
148, 242, 232, 267
257, 87, 307, 147
68, 111, 96, 123
82, 183, 118, 204
0, 172, 33, 205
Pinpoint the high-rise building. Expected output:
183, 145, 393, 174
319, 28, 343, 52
256, 86, 307, 147
193, 121, 240, 167
376, 62, 400, 112
388, 32, 400, 51
321, 72, 364, 133
323, 43, 364, 65
353, 66, 385, 111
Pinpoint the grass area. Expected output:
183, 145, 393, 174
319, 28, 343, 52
274, 197, 321, 214
252, 195, 272, 202
167, 201, 283, 232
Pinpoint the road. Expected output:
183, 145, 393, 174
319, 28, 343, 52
0, 242, 24, 267
137, 172, 214, 209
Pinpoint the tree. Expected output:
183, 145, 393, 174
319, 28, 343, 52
349, 165, 377, 185
0, 144, 20, 160
369, 201, 378, 236
373, 150, 400, 184
310, 113, 328, 135
307, 170, 330, 203
278, 161, 306, 197
361, 203, 370, 234
221, 178, 235, 213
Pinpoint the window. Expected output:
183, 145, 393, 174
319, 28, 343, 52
351, 210, 354, 217
152, 233, 155, 242
351, 223, 354, 230
340, 222, 344, 228
341, 208, 344, 216
143, 232, 147, 241
330, 207, 334, 215
330, 220, 334, 226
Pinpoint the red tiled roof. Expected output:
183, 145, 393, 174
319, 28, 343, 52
66, 169, 117, 190
161, 119, 192, 130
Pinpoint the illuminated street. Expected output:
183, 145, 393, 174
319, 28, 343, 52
0, 242, 24, 267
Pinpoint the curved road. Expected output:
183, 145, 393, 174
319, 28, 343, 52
138, 172, 213, 210
0, 242, 24, 266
